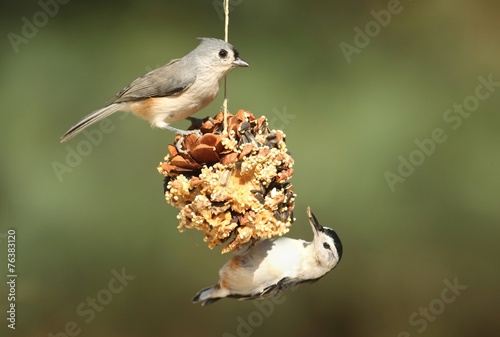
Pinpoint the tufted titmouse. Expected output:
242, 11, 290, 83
60, 37, 248, 142
192, 208, 343, 305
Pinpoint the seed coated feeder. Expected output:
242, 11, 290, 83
157, 110, 296, 253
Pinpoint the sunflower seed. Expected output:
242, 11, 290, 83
281, 210, 290, 222
220, 169, 232, 186
239, 121, 251, 133
254, 192, 265, 204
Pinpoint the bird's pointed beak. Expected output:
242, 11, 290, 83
232, 57, 249, 67
307, 207, 323, 237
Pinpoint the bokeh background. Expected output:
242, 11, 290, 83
1, 0, 499, 336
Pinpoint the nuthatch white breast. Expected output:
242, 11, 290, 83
192, 207, 343, 305
60, 37, 248, 142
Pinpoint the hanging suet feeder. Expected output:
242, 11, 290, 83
158, 110, 296, 253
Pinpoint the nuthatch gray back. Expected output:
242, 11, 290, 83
60, 37, 248, 142
192, 207, 343, 305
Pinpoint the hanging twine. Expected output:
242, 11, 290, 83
222, 0, 229, 134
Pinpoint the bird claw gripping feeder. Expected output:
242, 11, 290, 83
158, 110, 296, 253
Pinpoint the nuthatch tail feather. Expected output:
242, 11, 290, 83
60, 37, 248, 142
192, 207, 343, 306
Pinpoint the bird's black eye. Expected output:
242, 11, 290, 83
323, 242, 331, 250
218, 49, 228, 58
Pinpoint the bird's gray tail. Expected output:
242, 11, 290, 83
192, 287, 221, 306
60, 103, 125, 142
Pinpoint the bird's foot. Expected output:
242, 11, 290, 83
158, 123, 202, 136
157, 123, 203, 153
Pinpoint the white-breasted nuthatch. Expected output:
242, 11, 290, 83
60, 37, 249, 142
192, 207, 343, 306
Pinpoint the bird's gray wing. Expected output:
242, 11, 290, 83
230, 276, 322, 301
112, 59, 195, 103
259, 277, 298, 298
224, 277, 296, 301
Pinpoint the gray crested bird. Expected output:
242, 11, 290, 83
60, 37, 248, 142
192, 207, 343, 306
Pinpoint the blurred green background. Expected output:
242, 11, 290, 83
1, 0, 499, 336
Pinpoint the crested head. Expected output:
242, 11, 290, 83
196, 37, 236, 51
187, 37, 249, 75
